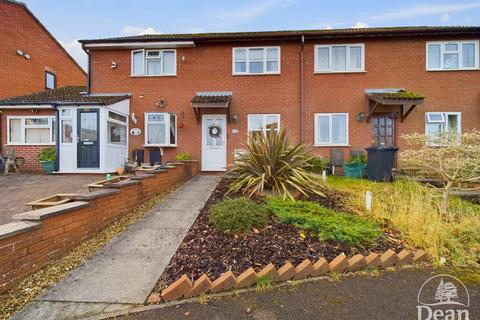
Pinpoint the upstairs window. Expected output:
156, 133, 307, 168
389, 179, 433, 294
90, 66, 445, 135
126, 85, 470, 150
233, 47, 280, 75
131, 49, 176, 76
144, 112, 177, 146
45, 71, 56, 89
427, 41, 479, 71
315, 44, 364, 73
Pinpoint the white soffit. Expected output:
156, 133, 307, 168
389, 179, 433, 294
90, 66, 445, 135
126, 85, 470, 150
84, 41, 195, 49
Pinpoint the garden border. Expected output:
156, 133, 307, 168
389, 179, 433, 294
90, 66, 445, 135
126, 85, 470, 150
148, 248, 428, 303
0, 161, 199, 294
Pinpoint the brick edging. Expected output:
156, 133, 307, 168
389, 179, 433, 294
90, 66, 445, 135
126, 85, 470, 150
149, 249, 428, 303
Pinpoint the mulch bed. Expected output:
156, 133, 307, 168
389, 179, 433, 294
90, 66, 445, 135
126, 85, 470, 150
154, 178, 404, 292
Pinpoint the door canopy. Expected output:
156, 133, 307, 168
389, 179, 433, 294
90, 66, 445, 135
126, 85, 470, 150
191, 92, 232, 122
365, 89, 425, 123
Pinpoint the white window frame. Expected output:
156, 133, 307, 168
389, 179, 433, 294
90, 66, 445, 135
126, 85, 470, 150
425, 112, 461, 135
131, 49, 177, 76
247, 114, 281, 138
107, 111, 128, 146
426, 40, 479, 71
60, 108, 73, 144
314, 44, 365, 73
232, 47, 281, 75
314, 113, 349, 146
144, 112, 177, 147
7, 116, 56, 145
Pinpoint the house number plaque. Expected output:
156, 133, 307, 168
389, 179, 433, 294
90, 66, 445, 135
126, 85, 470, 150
130, 128, 142, 136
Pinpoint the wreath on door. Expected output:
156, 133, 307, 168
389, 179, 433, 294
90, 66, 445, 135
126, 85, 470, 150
208, 123, 222, 138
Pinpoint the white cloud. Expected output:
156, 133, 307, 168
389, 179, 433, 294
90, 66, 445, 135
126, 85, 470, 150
59, 39, 87, 71
441, 13, 450, 22
122, 25, 160, 36
215, 0, 297, 26
352, 22, 369, 28
373, 2, 480, 21
325, 25, 333, 30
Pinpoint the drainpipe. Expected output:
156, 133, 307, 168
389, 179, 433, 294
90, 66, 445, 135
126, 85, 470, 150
53, 104, 60, 172
300, 34, 305, 142
82, 44, 91, 95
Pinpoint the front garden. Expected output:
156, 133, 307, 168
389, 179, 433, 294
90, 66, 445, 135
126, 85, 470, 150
154, 128, 480, 294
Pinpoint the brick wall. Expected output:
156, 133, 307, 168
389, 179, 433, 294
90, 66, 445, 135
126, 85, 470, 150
0, 0, 86, 99
0, 109, 55, 172
89, 35, 480, 167
0, 161, 199, 293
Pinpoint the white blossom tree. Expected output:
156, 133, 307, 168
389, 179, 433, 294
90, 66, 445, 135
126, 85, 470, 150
400, 130, 480, 214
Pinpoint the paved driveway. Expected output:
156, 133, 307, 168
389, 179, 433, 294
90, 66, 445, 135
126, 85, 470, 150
0, 174, 102, 225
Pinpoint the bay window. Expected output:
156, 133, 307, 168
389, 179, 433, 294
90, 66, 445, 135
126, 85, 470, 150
427, 41, 479, 70
314, 113, 349, 146
144, 112, 177, 146
233, 47, 280, 75
315, 44, 364, 72
131, 49, 176, 76
7, 116, 55, 145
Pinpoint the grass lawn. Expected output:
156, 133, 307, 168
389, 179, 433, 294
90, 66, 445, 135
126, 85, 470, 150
327, 177, 480, 267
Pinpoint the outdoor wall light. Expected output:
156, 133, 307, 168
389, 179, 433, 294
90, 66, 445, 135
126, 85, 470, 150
130, 112, 138, 124
111, 61, 117, 69
16, 49, 23, 56
356, 112, 366, 122
232, 113, 239, 123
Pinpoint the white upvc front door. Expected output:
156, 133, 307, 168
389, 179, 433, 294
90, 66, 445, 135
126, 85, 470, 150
202, 115, 227, 171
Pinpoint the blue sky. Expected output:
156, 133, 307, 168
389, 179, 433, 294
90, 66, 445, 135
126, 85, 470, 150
22, 0, 480, 70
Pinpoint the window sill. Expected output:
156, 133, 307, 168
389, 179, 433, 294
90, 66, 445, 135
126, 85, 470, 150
6, 143, 56, 146
313, 70, 366, 74
426, 68, 479, 72
143, 144, 177, 148
233, 72, 281, 76
130, 74, 176, 78
313, 144, 350, 147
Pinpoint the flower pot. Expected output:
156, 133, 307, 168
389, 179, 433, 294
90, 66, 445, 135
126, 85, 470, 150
40, 161, 55, 175
343, 163, 367, 178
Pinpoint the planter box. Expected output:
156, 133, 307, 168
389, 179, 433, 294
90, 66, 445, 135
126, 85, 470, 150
40, 161, 55, 175
343, 163, 367, 178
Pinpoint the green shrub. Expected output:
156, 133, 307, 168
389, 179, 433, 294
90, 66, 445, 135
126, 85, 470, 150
38, 147, 56, 162
307, 156, 330, 174
228, 127, 327, 200
175, 152, 191, 161
348, 153, 367, 164
266, 198, 381, 246
208, 198, 269, 234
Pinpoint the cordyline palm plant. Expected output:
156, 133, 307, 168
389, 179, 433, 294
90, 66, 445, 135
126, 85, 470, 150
227, 127, 327, 200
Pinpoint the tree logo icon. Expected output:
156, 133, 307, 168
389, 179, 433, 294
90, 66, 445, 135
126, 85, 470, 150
417, 274, 470, 320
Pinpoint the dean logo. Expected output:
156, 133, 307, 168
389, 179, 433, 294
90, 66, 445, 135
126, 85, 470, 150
417, 274, 470, 320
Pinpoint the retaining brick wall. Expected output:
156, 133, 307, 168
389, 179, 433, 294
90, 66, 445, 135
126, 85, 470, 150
0, 161, 199, 294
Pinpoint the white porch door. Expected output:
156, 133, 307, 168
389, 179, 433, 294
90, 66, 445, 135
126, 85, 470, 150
202, 115, 227, 171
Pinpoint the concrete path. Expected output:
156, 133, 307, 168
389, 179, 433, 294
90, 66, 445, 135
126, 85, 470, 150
13, 175, 218, 320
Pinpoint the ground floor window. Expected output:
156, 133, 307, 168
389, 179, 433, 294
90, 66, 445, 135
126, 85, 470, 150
314, 113, 348, 146
247, 114, 280, 139
7, 116, 55, 145
425, 112, 461, 137
108, 111, 127, 145
144, 112, 177, 146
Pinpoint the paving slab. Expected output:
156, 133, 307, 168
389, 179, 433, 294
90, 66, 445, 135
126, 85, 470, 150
14, 175, 218, 320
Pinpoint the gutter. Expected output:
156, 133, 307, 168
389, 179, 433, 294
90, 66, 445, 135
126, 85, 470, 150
300, 34, 305, 142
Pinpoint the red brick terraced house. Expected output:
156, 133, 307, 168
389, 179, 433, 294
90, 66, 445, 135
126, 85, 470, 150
0, 0, 86, 171
1, 26, 479, 173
